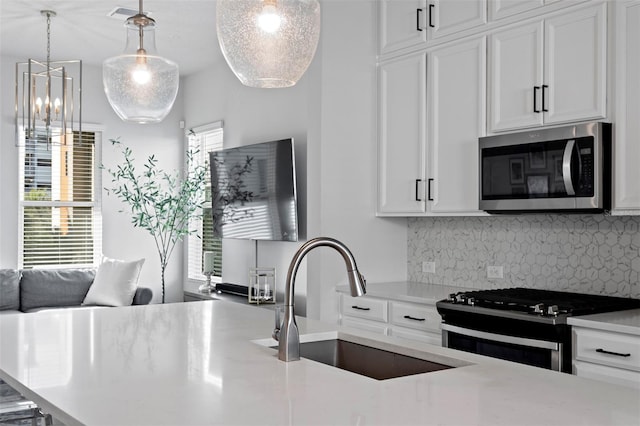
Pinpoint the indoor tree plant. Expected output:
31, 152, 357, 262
104, 139, 207, 303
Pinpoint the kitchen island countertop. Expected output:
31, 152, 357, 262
0, 300, 638, 425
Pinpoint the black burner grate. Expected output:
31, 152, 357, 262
452, 287, 640, 316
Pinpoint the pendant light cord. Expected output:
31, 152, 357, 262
138, 0, 145, 52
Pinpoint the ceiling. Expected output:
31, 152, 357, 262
0, 0, 221, 76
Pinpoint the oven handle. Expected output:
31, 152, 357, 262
441, 324, 560, 351
562, 139, 576, 196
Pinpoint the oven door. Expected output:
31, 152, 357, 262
441, 323, 565, 372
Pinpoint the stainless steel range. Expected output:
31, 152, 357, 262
436, 288, 640, 373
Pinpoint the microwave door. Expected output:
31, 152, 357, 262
562, 139, 576, 196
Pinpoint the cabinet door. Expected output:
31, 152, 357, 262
614, 0, 640, 212
488, 21, 544, 132
489, 0, 544, 21
429, 37, 486, 213
379, 0, 428, 55
429, 0, 487, 39
544, 3, 606, 124
377, 53, 428, 215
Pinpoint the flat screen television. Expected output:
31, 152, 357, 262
209, 138, 298, 242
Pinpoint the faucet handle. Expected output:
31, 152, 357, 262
272, 305, 283, 341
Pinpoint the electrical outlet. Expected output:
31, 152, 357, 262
487, 265, 504, 279
422, 261, 436, 274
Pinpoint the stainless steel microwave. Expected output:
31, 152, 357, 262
479, 122, 611, 213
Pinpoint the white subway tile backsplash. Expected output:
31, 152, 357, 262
408, 215, 640, 298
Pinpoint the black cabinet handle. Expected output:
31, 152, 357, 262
533, 86, 540, 113
427, 178, 434, 201
351, 305, 370, 311
428, 4, 435, 28
596, 348, 631, 357
415, 179, 422, 201
404, 315, 425, 322
416, 8, 423, 31
542, 84, 548, 112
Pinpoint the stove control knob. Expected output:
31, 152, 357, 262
448, 293, 458, 303
466, 297, 475, 306
532, 303, 545, 314
547, 305, 559, 316
455, 294, 465, 304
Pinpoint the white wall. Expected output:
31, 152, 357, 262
305, 0, 408, 322
182, 1, 408, 322
1, 0, 409, 317
0, 57, 186, 303
181, 57, 314, 315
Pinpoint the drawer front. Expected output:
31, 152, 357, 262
573, 360, 640, 390
341, 317, 388, 335
389, 326, 441, 346
389, 301, 440, 332
341, 295, 388, 323
573, 328, 640, 372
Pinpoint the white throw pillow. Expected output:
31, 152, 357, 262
82, 256, 145, 307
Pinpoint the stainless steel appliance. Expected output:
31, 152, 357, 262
479, 122, 611, 213
436, 288, 640, 373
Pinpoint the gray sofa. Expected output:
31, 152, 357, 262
0, 268, 152, 314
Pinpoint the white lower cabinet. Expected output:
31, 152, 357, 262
339, 294, 442, 345
572, 327, 640, 389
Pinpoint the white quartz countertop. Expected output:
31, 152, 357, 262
1, 301, 639, 425
568, 308, 640, 336
336, 281, 471, 304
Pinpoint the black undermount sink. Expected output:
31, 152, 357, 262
276, 339, 454, 380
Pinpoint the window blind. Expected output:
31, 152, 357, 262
19, 131, 102, 268
187, 123, 223, 281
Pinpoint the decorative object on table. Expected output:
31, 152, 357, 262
248, 267, 275, 304
15, 10, 82, 146
216, 0, 321, 88
103, 0, 179, 123
199, 251, 216, 293
104, 139, 208, 303
82, 256, 145, 307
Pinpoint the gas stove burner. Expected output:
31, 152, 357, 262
444, 287, 640, 319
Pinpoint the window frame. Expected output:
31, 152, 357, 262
17, 125, 103, 269
186, 121, 224, 285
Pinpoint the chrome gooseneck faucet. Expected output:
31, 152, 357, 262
273, 237, 367, 362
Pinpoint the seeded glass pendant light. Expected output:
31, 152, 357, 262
103, 0, 179, 123
216, 0, 321, 88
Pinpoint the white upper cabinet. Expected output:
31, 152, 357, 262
613, 0, 640, 213
377, 37, 486, 216
488, 3, 607, 133
428, 37, 487, 214
429, 0, 487, 39
379, 0, 487, 55
379, 0, 428, 55
489, 0, 545, 21
377, 52, 428, 215
488, 21, 544, 131
544, 4, 607, 125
